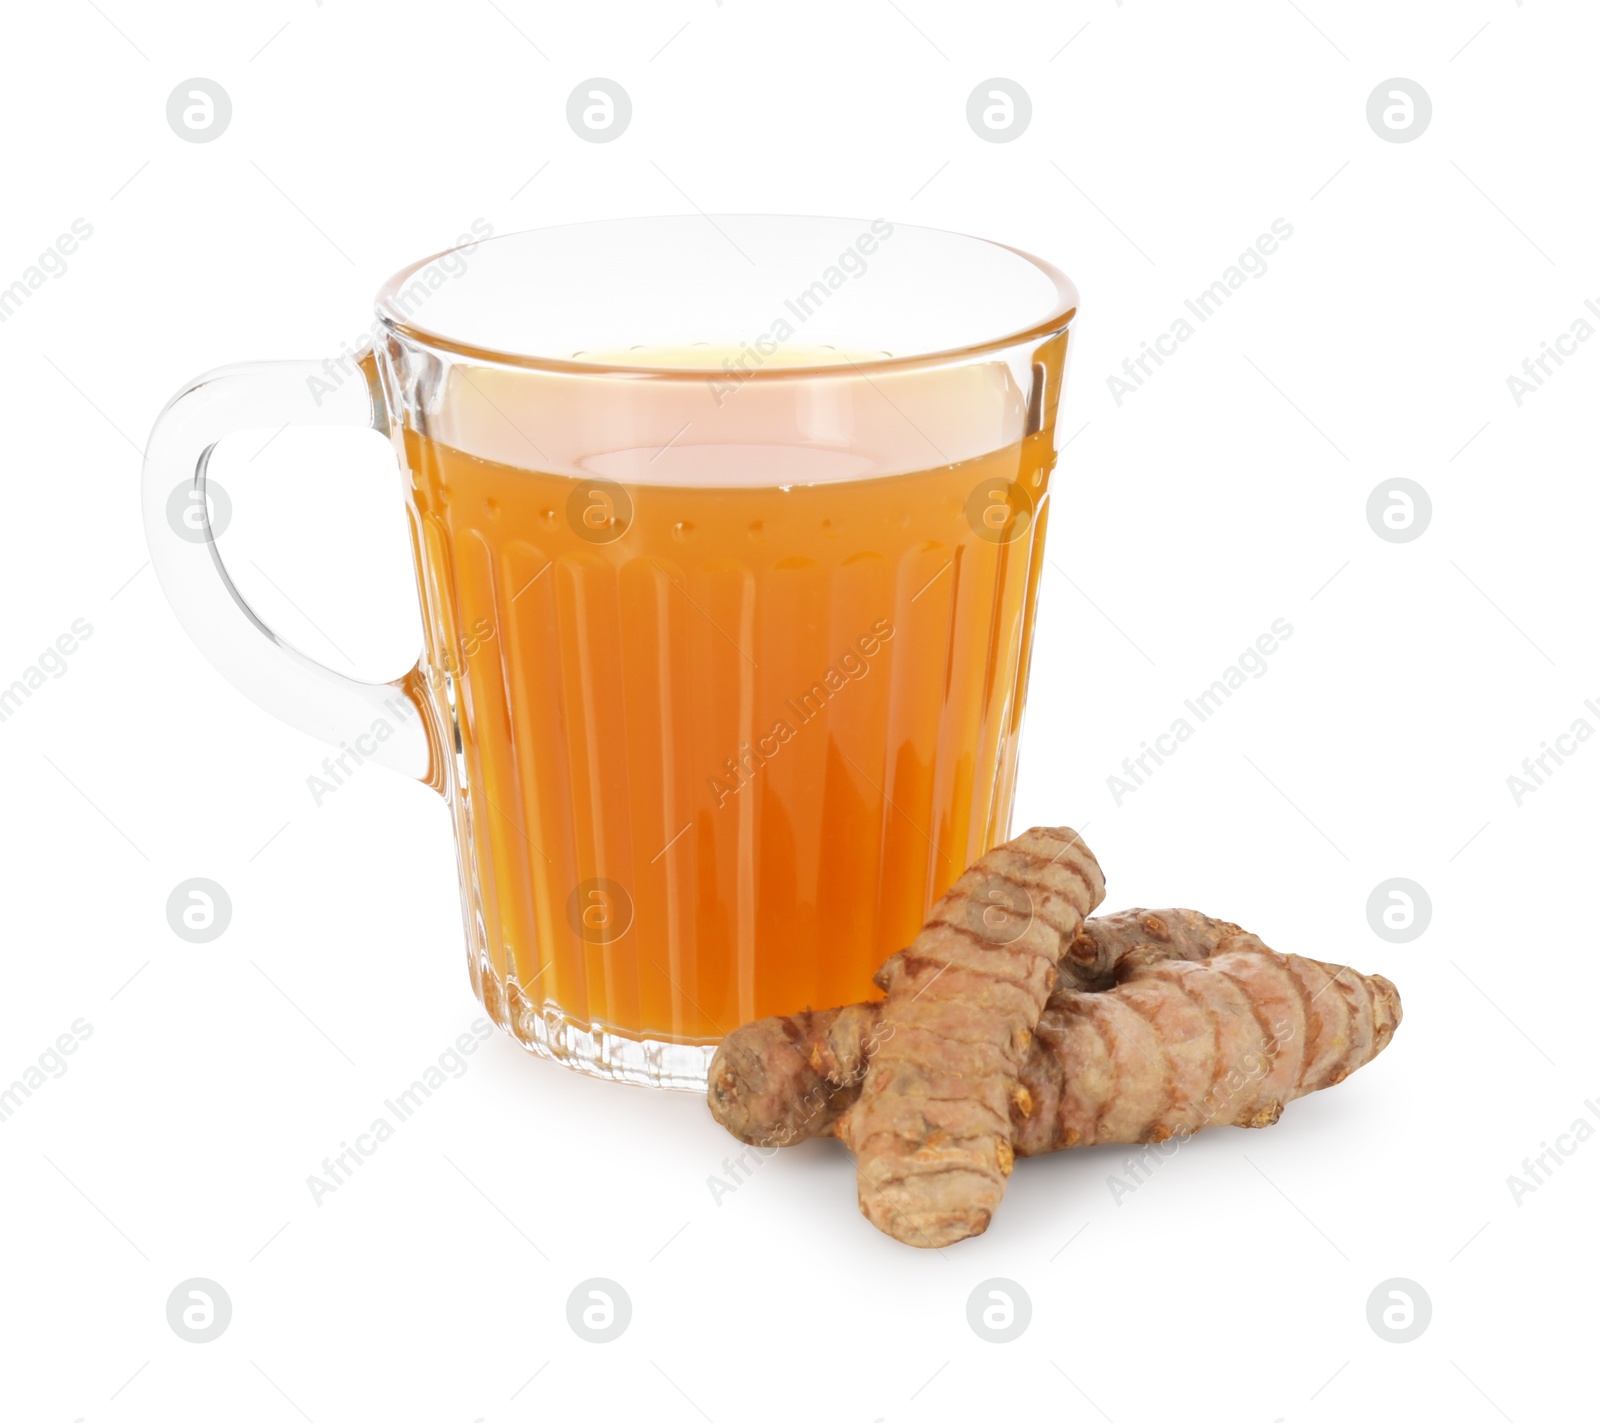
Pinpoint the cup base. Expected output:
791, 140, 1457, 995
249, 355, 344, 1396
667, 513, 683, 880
477, 957, 716, 1091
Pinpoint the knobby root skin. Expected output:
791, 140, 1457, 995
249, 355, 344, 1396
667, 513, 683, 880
1014, 941, 1400, 1158
843, 827, 1106, 1248
708, 903, 1244, 1150
706, 893, 1403, 1249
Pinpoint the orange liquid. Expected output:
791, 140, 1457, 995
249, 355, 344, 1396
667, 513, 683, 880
403, 403, 1053, 1047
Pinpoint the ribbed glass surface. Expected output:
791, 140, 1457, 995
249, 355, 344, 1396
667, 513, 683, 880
402, 426, 1053, 1086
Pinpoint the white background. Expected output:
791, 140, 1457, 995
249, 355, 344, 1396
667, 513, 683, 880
2, 1, 1596, 1419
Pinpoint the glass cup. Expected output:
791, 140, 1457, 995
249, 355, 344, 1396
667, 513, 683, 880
142, 215, 1078, 1088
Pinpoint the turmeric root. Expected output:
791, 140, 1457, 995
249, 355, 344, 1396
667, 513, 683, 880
844, 825, 1107, 1248
710, 907, 1246, 1147
708, 894, 1403, 1248
1017, 936, 1400, 1153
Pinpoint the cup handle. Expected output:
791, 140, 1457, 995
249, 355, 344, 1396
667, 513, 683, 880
141, 345, 443, 790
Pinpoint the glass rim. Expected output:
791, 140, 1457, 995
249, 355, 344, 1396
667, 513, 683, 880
372, 213, 1079, 381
